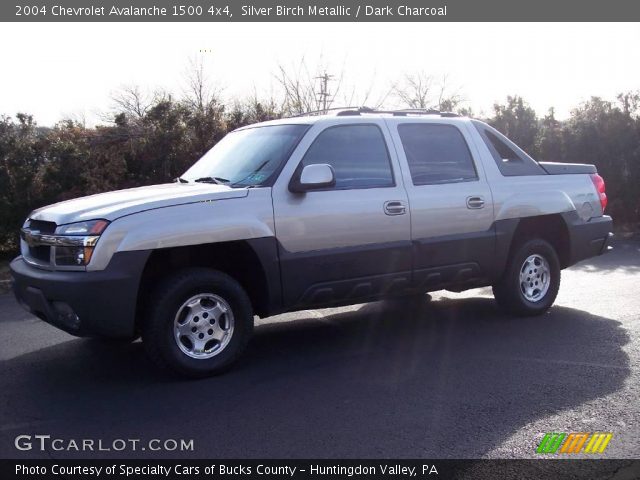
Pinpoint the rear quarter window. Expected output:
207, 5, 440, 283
472, 120, 546, 176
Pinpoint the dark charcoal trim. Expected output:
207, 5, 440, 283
414, 262, 489, 292
494, 217, 521, 277
245, 237, 283, 316
291, 270, 413, 310
493, 212, 613, 274
561, 212, 614, 266
137, 238, 284, 319
278, 240, 413, 309
10, 250, 150, 338
411, 228, 499, 291
278, 228, 499, 311
12, 212, 611, 334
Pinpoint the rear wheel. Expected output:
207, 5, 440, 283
142, 268, 253, 377
492, 239, 560, 316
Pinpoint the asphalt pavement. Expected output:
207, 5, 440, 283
0, 241, 638, 462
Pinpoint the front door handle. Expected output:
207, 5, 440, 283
384, 200, 407, 216
466, 196, 485, 209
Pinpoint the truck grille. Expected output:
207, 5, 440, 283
26, 219, 56, 234
21, 220, 57, 267
20, 219, 99, 271
28, 245, 51, 263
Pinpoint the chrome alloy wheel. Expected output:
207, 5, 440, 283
173, 293, 234, 359
519, 254, 551, 302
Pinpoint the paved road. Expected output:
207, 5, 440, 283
0, 242, 638, 462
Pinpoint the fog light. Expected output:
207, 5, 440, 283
55, 246, 93, 266
52, 301, 80, 329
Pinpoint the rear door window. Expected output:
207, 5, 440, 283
397, 124, 477, 185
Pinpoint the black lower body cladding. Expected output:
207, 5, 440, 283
10, 250, 150, 338
563, 213, 613, 265
494, 213, 613, 272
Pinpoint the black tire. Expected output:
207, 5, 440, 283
142, 268, 253, 377
492, 238, 561, 316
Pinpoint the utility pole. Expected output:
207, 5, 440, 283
315, 71, 334, 113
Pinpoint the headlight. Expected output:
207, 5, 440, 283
55, 219, 109, 236
53, 219, 109, 266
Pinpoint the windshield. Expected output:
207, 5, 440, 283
182, 124, 309, 187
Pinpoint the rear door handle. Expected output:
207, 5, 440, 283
384, 200, 407, 216
466, 196, 485, 209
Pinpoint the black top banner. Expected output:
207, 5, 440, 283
4, 0, 640, 22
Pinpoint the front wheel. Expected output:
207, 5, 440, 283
492, 239, 561, 316
142, 268, 253, 377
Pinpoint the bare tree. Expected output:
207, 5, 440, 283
275, 58, 320, 115
392, 72, 464, 112
111, 85, 158, 119
275, 56, 348, 115
183, 56, 222, 112
338, 64, 392, 110
436, 75, 464, 112
392, 72, 434, 109
275, 56, 404, 115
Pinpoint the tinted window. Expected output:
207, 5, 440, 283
301, 125, 394, 189
472, 120, 546, 177
484, 130, 521, 161
398, 124, 477, 185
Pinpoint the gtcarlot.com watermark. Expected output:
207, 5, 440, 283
15, 435, 194, 452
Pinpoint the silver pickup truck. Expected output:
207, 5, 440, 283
10, 108, 613, 376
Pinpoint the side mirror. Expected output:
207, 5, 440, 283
289, 164, 336, 193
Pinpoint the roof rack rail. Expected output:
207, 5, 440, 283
288, 106, 462, 118
392, 108, 461, 117
389, 108, 441, 115
336, 106, 376, 116
290, 106, 364, 118
338, 107, 461, 117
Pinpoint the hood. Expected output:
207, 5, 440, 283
29, 183, 249, 225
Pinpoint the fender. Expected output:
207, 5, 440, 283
495, 190, 576, 221
89, 188, 275, 271
492, 189, 577, 278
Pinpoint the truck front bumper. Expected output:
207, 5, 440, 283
10, 251, 150, 338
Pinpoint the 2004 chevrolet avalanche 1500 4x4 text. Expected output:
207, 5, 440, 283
10, 108, 613, 376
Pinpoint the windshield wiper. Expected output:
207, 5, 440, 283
174, 177, 189, 183
193, 176, 230, 185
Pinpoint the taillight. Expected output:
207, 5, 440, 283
590, 173, 607, 213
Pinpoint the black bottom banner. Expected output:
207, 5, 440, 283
3, 459, 640, 480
